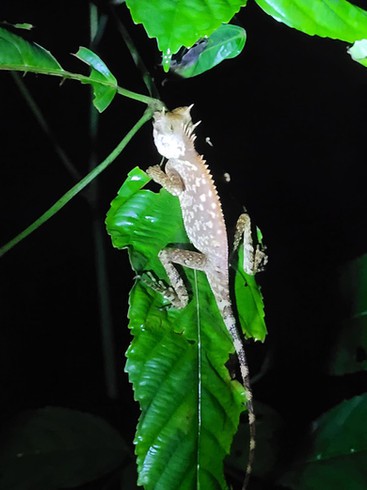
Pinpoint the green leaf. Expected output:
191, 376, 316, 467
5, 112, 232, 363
0, 26, 62, 72
106, 166, 268, 489
0, 407, 128, 490
348, 39, 367, 67
255, 0, 367, 42
234, 244, 267, 341
171, 24, 246, 78
126, 0, 248, 71
0, 28, 151, 111
106, 167, 183, 274
74, 47, 118, 112
280, 395, 367, 489
328, 254, 367, 375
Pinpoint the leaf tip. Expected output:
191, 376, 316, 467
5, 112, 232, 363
162, 49, 172, 72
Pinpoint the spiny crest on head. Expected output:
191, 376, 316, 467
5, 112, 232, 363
154, 105, 200, 142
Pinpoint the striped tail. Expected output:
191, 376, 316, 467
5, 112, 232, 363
224, 312, 256, 490
207, 271, 256, 490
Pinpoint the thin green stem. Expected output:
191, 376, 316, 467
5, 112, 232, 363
0, 65, 164, 110
0, 108, 154, 257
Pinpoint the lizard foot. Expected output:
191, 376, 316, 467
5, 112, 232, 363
139, 272, 183, 309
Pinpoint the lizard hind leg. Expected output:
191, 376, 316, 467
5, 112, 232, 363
139, 271, 180, 309
157, 248, 208, 309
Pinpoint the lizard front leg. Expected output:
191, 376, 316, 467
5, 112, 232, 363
146, 163, 184, 196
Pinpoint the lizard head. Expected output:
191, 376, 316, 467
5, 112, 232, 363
153, 105, 200, 159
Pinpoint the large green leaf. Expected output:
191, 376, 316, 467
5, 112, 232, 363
106, 166, 266, 488
328, 254, 367, 375
280, 395, 367, 489
255, 0, 367, 42
171, 24, 247, 78
0, 407, 128, 490
125, 0, 247, 71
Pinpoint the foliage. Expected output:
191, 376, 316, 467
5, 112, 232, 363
1, 0, 367, 489
126, 0, 247, 70
328, 254, 367, 375
0, 407, 128, 490
255, 0, 367, 42
126, 0, 367, 72
280, 395, 367, 490
170, 24, 247, 78
105, 167, 266, 488
0, 26, 161, 112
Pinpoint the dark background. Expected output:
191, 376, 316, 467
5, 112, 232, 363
1, 1, 367, 488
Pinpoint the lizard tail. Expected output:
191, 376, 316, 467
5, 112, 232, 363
225, 314, 256, 490
206, 272, 256, 488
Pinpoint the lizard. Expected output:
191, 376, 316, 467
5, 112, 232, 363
146, 105, 265, 489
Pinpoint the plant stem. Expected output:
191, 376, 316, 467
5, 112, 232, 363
0, 108, 154, 257
0, 65, 164, 110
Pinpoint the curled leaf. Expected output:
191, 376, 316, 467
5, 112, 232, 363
74, 47, 118, 112
171, 24, 246, 78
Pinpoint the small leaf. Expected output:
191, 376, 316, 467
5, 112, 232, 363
0, 26, 62, 71
255, 0, 367, 42
126, 0, 248, 71
0, 407, 128, 490
348, 39, 367, 67
0, 21, 33, 30
171, 24, 246, 78
280, 395, 367, 490
234, 244, 267, 341
13, 23, 33, 30
75, 47, 118, 112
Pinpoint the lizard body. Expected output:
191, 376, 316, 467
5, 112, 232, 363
146, 106, 256, 489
